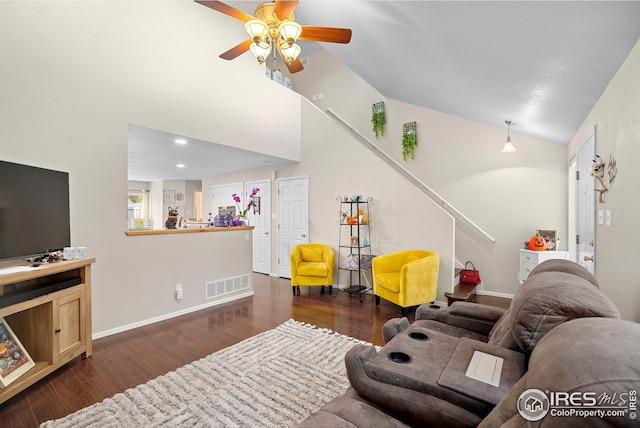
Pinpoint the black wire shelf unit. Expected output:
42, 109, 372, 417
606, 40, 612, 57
337, 196, 374, 303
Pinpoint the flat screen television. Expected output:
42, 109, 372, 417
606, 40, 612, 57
0, 160, 71, 261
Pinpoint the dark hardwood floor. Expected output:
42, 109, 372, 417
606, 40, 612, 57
0, 273, 510, 427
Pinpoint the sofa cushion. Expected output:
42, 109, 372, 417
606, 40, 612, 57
528, 318, 640, 393
297, 409, 356, 428
346, 343, 484, 427
415, 303, 502, 338
297, 391, 411, 428
448, 302, 506, 322
480, 318, 640, 427
300, 247, 323, 262
486, 309, 520, 351
297, 261, 329, 277
412, 320, 489, 343
375, 272, 401, 293
438, 338, 526, 406
509, 271, 620, 353
476, 375, 528, 428
527, 258, 599, 288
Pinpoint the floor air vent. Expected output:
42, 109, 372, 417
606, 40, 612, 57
205, 274, 250, 300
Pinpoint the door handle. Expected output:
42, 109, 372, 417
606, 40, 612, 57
264, 232, 269, 235
301, 233, 306, 237
584, 255, 594, 262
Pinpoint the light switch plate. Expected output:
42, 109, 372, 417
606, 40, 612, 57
598, 210, 604, 225
605, 210, 612, 226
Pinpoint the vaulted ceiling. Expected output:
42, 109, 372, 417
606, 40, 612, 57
290, 1, 640, 144
129, 1, 640, 181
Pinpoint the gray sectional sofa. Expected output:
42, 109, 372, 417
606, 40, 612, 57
298, 260, 639, 427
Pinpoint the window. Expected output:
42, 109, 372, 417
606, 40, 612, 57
127, 189, 149, 221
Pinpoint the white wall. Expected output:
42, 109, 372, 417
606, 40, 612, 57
568, 38, 640, 322
202, 100, 456, 300
292, 49, 568, 297
3, 0, 635, 337
0, 1, 299, 334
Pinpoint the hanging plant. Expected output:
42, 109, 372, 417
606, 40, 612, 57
371, 101, 386, 138
402, 122, 417, 160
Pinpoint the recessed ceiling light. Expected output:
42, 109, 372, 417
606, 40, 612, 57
175, 139, 187, 145
177, 163, 185, 168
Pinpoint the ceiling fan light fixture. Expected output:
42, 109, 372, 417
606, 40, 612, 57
278, 41, 301, 64
279, 21, 302, 46
501, 120, 517, 153
250, 42, 271, 64
197, 0, 353, 74
245, 19, 269, 46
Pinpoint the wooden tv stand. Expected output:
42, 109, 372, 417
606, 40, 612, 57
0, 258, 94, 404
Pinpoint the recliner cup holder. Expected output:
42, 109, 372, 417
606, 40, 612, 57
408, 331, 429, 341
429, 304, 441, 309
388, 352, 412, 364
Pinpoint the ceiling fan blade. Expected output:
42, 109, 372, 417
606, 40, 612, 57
219, 39, 252, 60
285, 58, 304, 74
194, 1, 256, 22
299, 26, 352, 44
274, 0, 298, 21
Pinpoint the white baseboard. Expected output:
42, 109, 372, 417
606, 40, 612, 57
92, 290, 255, 340
475, 290, 514, 299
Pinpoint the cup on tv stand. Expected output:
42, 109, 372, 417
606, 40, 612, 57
75, 247, 87, 259
63, 247, 76, 260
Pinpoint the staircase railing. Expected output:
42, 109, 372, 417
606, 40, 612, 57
326, 108, 496, 243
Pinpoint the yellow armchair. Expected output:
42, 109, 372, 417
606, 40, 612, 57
290, 243, 335, 296
372, 249, 439, 316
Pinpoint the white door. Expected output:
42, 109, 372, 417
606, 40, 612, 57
278, 176, 309, 278
245, 179, 271, 274
576, 130, 596, 274
211, 182, 243, 219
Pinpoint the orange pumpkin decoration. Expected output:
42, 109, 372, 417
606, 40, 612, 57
528, 235, 547, 251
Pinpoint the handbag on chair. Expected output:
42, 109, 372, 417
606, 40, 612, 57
460, 261, 481, 284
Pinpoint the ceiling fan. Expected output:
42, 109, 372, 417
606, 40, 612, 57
195, 0, 352, 73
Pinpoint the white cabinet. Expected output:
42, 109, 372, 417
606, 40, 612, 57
519, 249, 569, 284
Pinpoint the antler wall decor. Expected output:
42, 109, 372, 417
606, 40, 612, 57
607, 154, 617, 187
591, 154, 618, 203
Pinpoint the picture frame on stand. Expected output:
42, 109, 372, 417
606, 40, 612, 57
536, 228, 558, 250
0, 317, 35, 388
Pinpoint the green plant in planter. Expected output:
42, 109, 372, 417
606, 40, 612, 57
371, 102, 386, 138
402, 130, 417, 160
371, 110, 385, 137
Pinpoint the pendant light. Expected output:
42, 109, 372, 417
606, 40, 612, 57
501, 120, 517, 153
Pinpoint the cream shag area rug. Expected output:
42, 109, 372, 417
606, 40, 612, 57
41, 319, 370, 428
